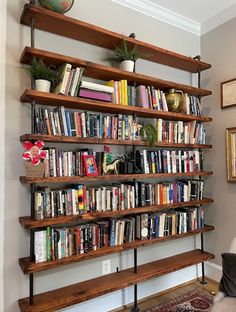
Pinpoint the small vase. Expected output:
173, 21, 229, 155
35, 79, 51, 93
120, 60, 135, 72
24, 161, 46, 178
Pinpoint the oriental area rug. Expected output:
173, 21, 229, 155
144, 289, 213, 312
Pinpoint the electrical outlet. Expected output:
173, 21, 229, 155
102, 260, 111, 275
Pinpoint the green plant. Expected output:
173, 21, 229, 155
26, 57, 57, 83
140, 124, 157, 147
107, 39, 139, 63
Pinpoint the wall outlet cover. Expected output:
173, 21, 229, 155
102, 260, 111, 275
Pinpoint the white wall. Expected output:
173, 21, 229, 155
0, 0, 7, 311
5, 1, 203, 311
201, 17, 236, 279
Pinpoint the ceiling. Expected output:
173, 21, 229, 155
151, 0, 236, 23
112, 0, 236, 35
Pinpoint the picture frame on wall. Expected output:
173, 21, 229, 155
226, 127, 236, 182
221, 78, 236, 109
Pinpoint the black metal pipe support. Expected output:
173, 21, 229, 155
200, 233, 207, 285
131, 248, 140, 312
29, 273, 34, 305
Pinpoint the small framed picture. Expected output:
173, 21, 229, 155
221, 78, 236, 109
82, 155, 98, 176
226, 127, 236, 182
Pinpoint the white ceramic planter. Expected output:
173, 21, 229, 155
120, 60, 135, 72
35, 79, 51, 93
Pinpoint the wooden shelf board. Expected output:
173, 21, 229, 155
21, 90, 212, 123
19, 198, 214, 229
18, 249, 214, 312
19, 227, 214, 274
20, 5, 211, 73
20, 171, 213, 185
20, 47, 211, 97
20, 134, 213, 149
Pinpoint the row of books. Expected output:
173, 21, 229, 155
34, 220, 109, 262
34, 180, 204, 220
107, 80, 168, 110
136, 149, 203, 174
44, 148, 91, 177
156, 119, 206, 145
34, 207, 204, 262
54, 64, 84, 97
35, 107, 142, 141
53, 65, 202, 117
106, 80, 202, 116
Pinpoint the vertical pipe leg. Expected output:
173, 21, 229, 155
29, 273, 34, 305
131, 284, 140, 312
131, 248, 140, 312
200, 233, 207, 285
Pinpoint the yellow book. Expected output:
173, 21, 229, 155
124, 80, 128, 105
106, 80, 115, 103
120, 80, 124, 105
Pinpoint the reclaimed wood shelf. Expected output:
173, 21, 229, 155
19, 227, 214, 274
18, 249, 214, 312
20, 5, 211, 74
20, 47, 211, 97
19, 198, 214, 229
21, 90, 212, 123
20, 133, 213, 149
20, 171, 213, 185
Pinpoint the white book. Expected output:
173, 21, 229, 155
106, 188, 111, 211
54, 63, 72, 95
167, 150, 171, 173
171, 150, 176, 173
101, 186, 106, 211
143, 150, 149, 174
71, 189, 77, 215
81, 81, 114, 93
157, 119, 162, 142
70, 67, 80, 97
159, 213, 166, 237
34, 231, 47, 263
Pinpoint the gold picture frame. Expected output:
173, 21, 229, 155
226, 127, 236, 182
221, 78, 236, 109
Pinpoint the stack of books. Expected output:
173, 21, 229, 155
79, 81, 114, 102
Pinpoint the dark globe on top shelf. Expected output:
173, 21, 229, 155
38, 0, 75, 14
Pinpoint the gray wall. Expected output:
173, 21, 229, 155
5, 0, 202, 311
202, 18, 236, 267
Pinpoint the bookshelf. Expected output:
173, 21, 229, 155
19, 3, 214, 312
18, 250, 214, 312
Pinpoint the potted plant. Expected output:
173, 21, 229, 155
140, 124, 157, 147
107, 39, 139, 72
26, 57, 57, 92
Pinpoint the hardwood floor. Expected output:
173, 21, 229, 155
110, 278, 218, 312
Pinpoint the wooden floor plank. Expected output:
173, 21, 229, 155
18, 249, 214, 312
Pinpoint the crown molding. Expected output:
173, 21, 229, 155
111, 0, 201, 36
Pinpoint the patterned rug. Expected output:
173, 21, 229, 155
145, 289, 214, 312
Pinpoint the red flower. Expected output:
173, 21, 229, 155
22, 140, 47, 166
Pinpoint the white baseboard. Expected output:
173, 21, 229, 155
205, 261, 222, 282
